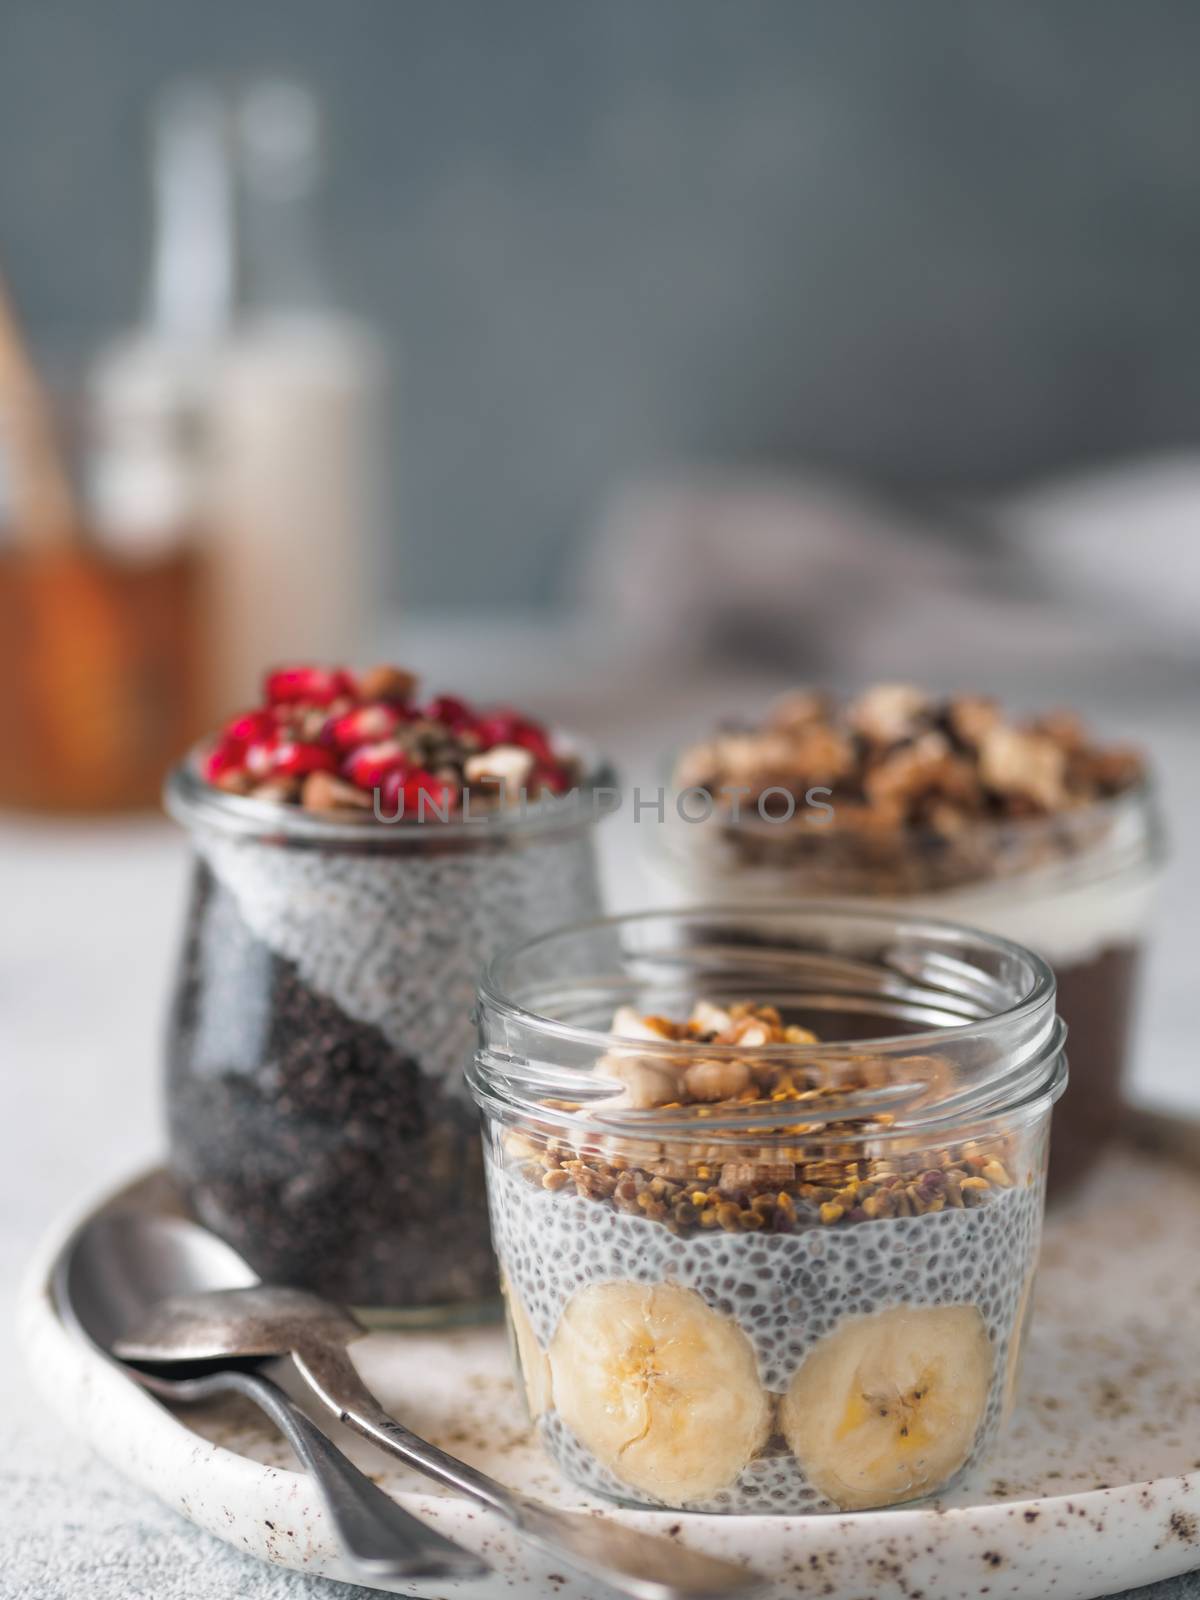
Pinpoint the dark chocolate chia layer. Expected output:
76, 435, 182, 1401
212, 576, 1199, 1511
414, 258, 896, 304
1049, 942, 1143, 1196
167, 861, 495, 1307
166, 807, 603, 1312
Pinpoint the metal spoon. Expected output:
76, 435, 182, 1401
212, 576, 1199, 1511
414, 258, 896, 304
115, 1280, 769, 1600
55, 1213, 487, 1584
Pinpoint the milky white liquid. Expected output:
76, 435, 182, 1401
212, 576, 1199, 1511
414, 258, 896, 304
646, 844, 1157, 969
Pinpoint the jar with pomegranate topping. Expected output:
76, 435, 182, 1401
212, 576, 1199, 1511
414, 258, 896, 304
649, 686, 1164, 1195
470, 905, 1066, 1514
164, 665, 615, 1320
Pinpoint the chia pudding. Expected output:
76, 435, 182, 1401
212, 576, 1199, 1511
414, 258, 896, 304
469, 907, 1065, 1514
652, 685, 1162, 1195
165, 663, 614, 1317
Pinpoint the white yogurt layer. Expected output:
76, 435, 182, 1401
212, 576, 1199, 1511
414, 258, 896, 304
885, 867, 1158, 969
647, 848, 1158, 969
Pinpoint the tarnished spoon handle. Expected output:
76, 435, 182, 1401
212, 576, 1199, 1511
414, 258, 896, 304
292, 1342, 518, 1517
291, 1343, 768, 1600
155, 1366, 486, 1583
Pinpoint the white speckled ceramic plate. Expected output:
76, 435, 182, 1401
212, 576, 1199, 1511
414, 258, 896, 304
19, 1129, 1200, 1600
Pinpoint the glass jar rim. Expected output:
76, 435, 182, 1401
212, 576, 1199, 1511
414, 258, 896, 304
164, 737, 620, 845
472, 902, 1066, 1145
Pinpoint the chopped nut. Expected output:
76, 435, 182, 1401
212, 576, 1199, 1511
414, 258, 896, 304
766, 688, 827, 731
947, 695, 1001, 749
214, 769, 253, 795
784, 1024, 820, 1045
302, 771, 372, 812
250, 777, 301, 804
979, 726, 1067, 811
1031, 709, 1088, 752
685, 1058, 752, 1102
1071, 745, 1145, 795
595, 1049, 684, 1110
864, 732, 979, 811
357, 664, 418, 701
848, 683, 931, 744
689, 999, 735, 1037
463, 743, 535, 798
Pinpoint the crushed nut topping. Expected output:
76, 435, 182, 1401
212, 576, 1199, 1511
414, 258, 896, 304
676, 684, 1144, 825
669, 685, 1147, 895
507, 1001, 1022, 1234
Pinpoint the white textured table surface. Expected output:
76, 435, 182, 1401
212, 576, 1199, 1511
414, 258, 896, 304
3, 642, 1198, 1600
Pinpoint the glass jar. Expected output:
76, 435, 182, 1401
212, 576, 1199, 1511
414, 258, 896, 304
648, 781, 1161, 1195
470, 904, 1065, 1515
164, 744, 615, 1320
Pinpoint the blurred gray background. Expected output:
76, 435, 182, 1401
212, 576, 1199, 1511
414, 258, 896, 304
2, 0, 1199, 608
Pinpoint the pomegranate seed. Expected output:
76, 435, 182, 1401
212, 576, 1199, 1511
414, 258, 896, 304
224, 708, 278, 744
203, 739, 246, 783
343, 740, 409, 791
272, 741, 339, 777
475, 712, 522, 748
423, 694, 474, 729
475, 711, 554, 762
529, 761, 571, 795
376, 767, 407, 813
403, 769, 458, 817
244, 736, 282, 778
327, 703, 402, 748
265, 665, 355, 706
512, 723, 555, 764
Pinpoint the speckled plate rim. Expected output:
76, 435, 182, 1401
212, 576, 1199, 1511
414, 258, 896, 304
18, 1154, 1200, 1600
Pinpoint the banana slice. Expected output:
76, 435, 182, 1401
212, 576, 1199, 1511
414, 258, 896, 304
502, 1277, 552, 1419
548, 1281, 770, 1503
781, 1304, 992, 1510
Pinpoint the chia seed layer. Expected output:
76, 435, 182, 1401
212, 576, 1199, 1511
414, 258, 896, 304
196, 829, 602, 1091
167, 820, 603, 1311
490, 1166, 1042, 1512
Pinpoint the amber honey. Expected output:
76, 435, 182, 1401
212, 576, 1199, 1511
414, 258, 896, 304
0, 539, 211, 812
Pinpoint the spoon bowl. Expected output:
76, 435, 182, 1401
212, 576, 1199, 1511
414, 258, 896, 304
109, 1243, 768, 1600
55, 1210, 488, 1584
114, 1284, 364, 1369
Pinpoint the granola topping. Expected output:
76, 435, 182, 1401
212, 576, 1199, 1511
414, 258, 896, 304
509, 1000, 1020, 1235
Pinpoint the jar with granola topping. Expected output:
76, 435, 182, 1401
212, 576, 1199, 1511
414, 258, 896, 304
164, 663, 615, 1320
651, 686, 1164, 1194
470, 905, 1065, 1514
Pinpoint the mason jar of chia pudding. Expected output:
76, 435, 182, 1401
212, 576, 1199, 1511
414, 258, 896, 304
649, 686, 1163, 1196
164, 663, 615, 1320
469, 904, 1065, 1515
